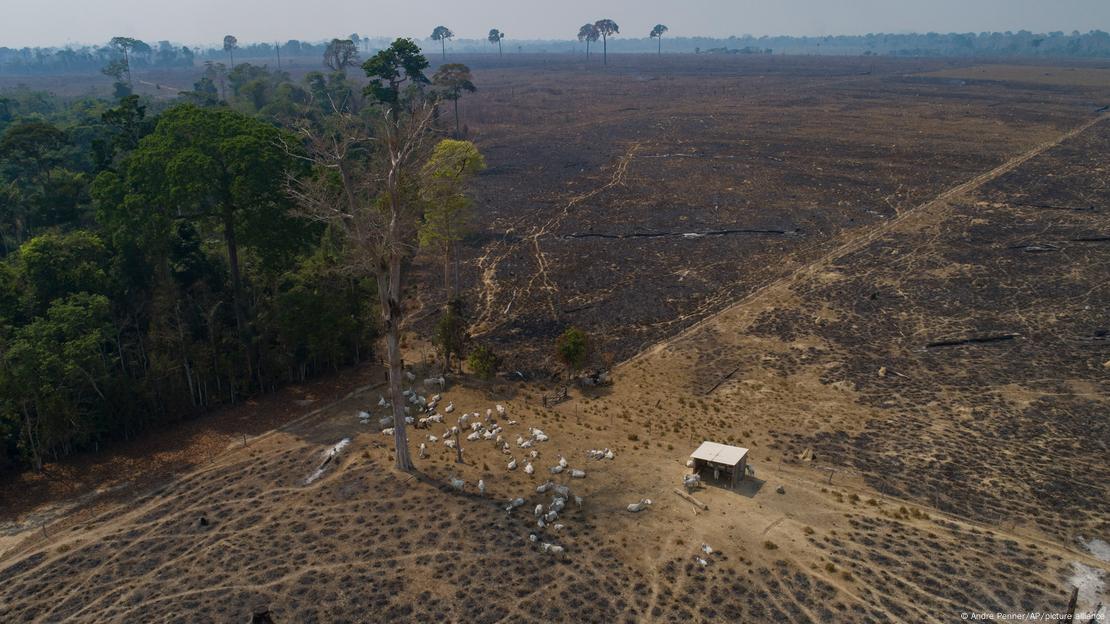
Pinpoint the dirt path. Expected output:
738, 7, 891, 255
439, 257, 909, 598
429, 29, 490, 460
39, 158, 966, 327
471, 141, 643, 333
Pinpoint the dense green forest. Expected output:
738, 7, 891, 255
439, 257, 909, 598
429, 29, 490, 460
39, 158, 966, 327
0, 40, 477, 473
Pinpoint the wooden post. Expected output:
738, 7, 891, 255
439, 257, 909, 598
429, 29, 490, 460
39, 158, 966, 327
454, 428, 463, 464
1064, 586, 1078, 621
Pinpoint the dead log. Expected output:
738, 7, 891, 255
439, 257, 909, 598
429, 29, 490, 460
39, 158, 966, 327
925, 334, 1018, 349
703, 363, 743, 395
673, 488, 709, 510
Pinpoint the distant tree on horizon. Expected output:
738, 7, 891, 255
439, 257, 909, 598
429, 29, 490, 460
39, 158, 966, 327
432, 63, 476, 137
650, 24, 669, 55
107, 37, 145, 87
323, 38, 360, 72
594, 19, 619, 65
431, 26, 454, 61
577, 23, 600, 59
488, 29, 505, 56
223, 35, 238, 67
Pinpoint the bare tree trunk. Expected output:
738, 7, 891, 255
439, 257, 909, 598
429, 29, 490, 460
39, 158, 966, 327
380, 188, 413, 471
223, 205, 253, 385
21, 405, 42, 473
452, 239, 461, 301
443, 242, 451, 296
453, 98, 460, 137
603, 35, 607, 65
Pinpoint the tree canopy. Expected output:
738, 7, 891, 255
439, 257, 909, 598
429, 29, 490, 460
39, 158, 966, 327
431, 26, 454, 59
488, 29, 505, 56
324, 38, 360, 72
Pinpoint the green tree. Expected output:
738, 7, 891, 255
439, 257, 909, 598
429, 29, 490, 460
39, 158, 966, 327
650, 24, 669, 55
556, 326, 590, 372
2, 291, 113, 472
17, 231, 109, 312
95, 95, 150, 168
419, 138, 485, 298
594, 19, 620, 65
431, 26, 454, 61
304, 69, 357, 115
467, 344, 500, 380
431, 63, 476, 137
433, 298, 468, 372
488, 29, 505, 56
0, 121, 83, 248
109, 104, 305, 380
362, 38, 430, 113
578, 23, 600, 59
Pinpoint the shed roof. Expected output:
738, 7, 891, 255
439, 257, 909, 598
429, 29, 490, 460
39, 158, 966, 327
690, 441, 749, 466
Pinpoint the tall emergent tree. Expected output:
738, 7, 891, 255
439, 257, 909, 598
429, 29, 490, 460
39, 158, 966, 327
650, 24, 669, 55
324, 38, 360, 72
431, 63, 476, 137
289, 39, 477, 472
223, 35, 238, 67
430, 26, 454, 61
594, 19, 620, 65
420, 138, 485, 297
488, 29, 505, 56
289, 104, 437, 472
362, 37, 430, 115
108, 37, 144, 87
577, 23, 600, 59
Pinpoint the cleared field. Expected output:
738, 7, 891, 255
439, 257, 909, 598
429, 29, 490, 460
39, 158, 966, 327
0, 56, 1107, 622
431, 55, 1110, 370
923, 63, 1110, 87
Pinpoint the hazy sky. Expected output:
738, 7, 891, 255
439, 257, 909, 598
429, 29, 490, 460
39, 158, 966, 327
5, 0, 1110, 48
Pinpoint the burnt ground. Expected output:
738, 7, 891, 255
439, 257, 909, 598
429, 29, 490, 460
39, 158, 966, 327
424, 55, 1110, 371
0, 56, 1107, 622
746, 117, 1110, 539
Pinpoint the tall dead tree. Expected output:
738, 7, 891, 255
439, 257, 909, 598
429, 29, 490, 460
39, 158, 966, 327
286, 102, 437, 472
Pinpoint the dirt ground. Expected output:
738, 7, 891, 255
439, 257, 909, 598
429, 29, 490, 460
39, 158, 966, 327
1, 56, 1108, 622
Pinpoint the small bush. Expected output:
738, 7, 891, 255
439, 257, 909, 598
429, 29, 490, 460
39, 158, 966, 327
555, 326, 590, 372
763, 541, 778, 550
467, 344, 501, 380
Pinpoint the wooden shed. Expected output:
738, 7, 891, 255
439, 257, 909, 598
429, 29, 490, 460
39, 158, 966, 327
690, 441, 749, 488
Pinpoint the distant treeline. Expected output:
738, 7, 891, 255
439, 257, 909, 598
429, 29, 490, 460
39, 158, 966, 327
4, 29, 1110, 75
0, 36, 395, 76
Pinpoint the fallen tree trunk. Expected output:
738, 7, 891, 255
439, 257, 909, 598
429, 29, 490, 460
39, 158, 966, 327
674, 488, 709, 510
926, 334, 1018, 349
